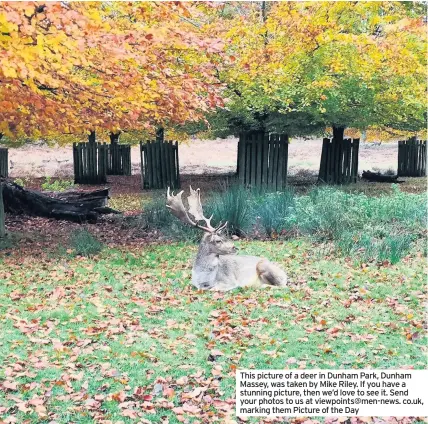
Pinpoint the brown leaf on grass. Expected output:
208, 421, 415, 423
111, 391, 126, 402
50, 286, 65, 300
84, 398, 101, 410
10, 291, 24, 301
3, 381, 18, 390
182, 402, 201, 414
183, 387, 206, 400
211, 365, 222, 376
176, 376, 188, 385
122, 408, 138, 418
134, 386, 152, 400
34, 404, 48, 418
163, 387, 175, 398
28, 398, 44, 406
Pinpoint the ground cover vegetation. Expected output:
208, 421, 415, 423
1, 183, 426, 423
0, 1, 427, 423
141, 185, 426, 265
0, 232, 426, 423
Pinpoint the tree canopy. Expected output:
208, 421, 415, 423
1, 1, 426, 143
202, 1, 427, 139
0, 2, 224, 141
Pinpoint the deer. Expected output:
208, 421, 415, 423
166, 186, 288, 292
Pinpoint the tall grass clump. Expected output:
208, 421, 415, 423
295, 185, 426, 239
209, 185, 252, 236
69, 228, 103, 257
368, 185, 426, 229
253, 190, 295, 237
295, 185, 426, 262
295, 187, 369, 239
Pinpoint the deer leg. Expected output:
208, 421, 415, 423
256, 260, 288, 287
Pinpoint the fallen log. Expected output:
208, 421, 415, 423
2, 180, 120, 223
361, 170, 404, 183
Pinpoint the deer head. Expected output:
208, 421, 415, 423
166, 187, 235, 255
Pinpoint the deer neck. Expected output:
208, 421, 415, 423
194, 242, 219, 271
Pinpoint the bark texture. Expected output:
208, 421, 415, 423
2, 180, 119, 223
361, 170, 403, 183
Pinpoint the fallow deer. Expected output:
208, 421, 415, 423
166, 187, 288, 291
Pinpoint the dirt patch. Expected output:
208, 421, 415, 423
7, 138, 399, 178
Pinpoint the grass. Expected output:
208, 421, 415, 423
0, 239, 425, 423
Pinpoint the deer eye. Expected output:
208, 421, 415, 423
215, 239, 222, 244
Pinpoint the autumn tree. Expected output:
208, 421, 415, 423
0, 2, 224, 142
199, 2, 426, 140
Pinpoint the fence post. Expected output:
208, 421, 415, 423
0, 148, 8, 178
398, 137, 427, 177
318, 137, 359, 184
73, 142, 107, 184
139, 140, 179, 189
0, 181, 5, 238
237, 132, 289, 191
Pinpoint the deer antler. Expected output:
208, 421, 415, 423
166, 188, 196, 227
166, 187, 225, 233
187, 186, 215, 232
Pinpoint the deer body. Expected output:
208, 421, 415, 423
167, 187, 288, 292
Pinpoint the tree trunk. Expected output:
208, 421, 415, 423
156, 127, 164, 143
2, 180, 119, 223
331, 126, 345, 184
0, 147, 8, 178
332, 125, 345, 143
88, 130, 96, 144
109, 132, 120, 144
0, 182, 5, 238
318, 126, 361, 184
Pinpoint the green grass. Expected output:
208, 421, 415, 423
0, 239, 425, 423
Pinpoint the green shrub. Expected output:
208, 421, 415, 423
138, 184, 426, 263
14, 178, 27, 188
254, 190, 295, 237
69, 229, 103, 257
42, 177, 75, 192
